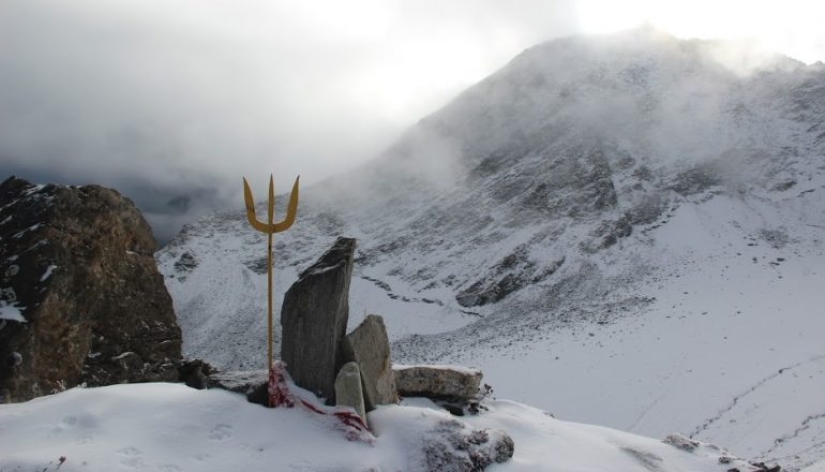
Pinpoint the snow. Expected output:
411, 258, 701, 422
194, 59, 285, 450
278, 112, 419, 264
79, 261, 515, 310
22, 183, 46, 196
109, 352, 135, 361
0, 383, 770, 472
0, 303, 26, 323
805, 460, 825, 472
40, 264, 58, 282
13, 222, 42, 239
439, 193, 825, 469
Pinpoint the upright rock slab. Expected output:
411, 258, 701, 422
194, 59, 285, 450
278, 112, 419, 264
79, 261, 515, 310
0, 177, 182, 402
343, 314, 398, 411
280, 236, 356, 402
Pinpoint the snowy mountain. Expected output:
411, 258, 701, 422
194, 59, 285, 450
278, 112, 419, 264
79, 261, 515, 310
156, 28, 825, 470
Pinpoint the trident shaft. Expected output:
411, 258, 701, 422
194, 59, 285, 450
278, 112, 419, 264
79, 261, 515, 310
242, 175, 299, 375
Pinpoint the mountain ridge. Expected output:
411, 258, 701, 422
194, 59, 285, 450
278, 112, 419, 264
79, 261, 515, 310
157, 28, 825, 470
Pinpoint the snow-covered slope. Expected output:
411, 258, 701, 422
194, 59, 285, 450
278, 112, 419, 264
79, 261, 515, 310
0, 382, 795, 472
156, 28, 825, 470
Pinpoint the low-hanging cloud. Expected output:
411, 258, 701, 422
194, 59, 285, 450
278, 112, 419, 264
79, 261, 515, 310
0, 0, 576, 242
1, 0, 823, 243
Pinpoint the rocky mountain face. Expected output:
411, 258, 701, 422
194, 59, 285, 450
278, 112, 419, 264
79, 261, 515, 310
157, 29, 825, 469
0, 177, 182, 401
160, 28, 824, 357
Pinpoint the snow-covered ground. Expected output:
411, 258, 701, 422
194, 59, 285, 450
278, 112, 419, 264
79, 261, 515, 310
425, 192, 825, 469
0, 381, 793, 472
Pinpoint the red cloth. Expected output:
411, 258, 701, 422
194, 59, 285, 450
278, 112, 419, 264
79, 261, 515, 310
268, 361, 374, 443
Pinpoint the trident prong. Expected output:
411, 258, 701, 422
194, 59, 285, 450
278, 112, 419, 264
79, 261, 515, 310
243, 175, 300, 233
242, 174, 300, 383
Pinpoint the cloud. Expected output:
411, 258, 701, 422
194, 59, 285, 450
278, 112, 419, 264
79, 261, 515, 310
1, 0, 822, 243
0, 0, 578, 242
573, 0, 825, 65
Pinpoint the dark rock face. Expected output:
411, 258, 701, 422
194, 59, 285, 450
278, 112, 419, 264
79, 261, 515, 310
0, 177, 182, 402
343, 314, 398, 411
456, 247, 564, 308
280, 236, 356, 402
178, 359, 214, 390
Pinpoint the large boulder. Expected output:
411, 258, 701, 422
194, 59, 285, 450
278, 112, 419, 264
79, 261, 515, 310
394, 365, 482, 401
343, 314, 398, 411
280, 236, 356, 402
0, 177, 182, 402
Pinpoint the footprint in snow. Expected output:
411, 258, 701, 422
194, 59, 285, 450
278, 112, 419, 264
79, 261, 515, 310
117, 446, 144, 469
208, 423, 233, 441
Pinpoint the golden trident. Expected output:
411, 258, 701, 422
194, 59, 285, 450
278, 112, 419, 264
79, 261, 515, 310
242, 174, 300, 372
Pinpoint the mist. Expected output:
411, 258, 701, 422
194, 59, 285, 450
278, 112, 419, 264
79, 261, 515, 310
0, 0, 577, 243
2, 0, 824, 244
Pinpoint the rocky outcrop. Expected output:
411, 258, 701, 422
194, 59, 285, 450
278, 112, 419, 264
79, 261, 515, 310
343, 314, 398, 411
394, 365, 482, 401
280, 236, 356, 402
0, 177, 182, 402
456, 247, 565, 308
421, 418, 514, 471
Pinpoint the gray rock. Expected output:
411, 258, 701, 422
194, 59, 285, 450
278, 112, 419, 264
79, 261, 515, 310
208, 369, 269, 406
334, 362, 366, 420
178, 359, 214, 390
0, 177, 182, 403
394, 365, 482, 401
421, 418, 514, 471
280, 236, 356, 402
662, 434, 700, 452
343, 314, 398, 411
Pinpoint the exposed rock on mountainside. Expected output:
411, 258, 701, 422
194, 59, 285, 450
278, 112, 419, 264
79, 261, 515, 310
0, 177, 181, 401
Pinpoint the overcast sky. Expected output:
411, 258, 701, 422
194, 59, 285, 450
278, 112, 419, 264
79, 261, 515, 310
1, 0, 824, 242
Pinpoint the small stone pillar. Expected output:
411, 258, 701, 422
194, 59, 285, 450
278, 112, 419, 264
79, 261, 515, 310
343, 314, 398, 411
335, 362, 367, 421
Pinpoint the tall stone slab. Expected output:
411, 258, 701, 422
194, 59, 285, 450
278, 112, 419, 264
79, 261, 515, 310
343, 314, 398, 411
280, 236, 356, 402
